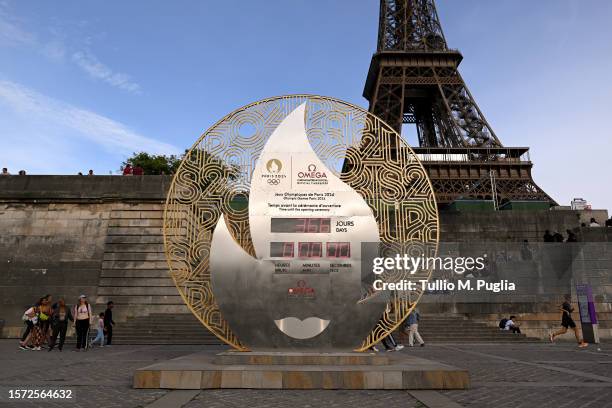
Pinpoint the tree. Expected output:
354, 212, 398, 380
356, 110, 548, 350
121, 150, 242, 180
121, 152, 181, 175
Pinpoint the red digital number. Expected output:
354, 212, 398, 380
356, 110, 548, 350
298, 242, 322, 258
295, 218, 306, 233
283, 242, 294, 258
327, 242, 350, 258
306, 219, 318, 233
320, 218, 330, 233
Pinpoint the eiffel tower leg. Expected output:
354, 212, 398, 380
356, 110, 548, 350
369, 68, 404, 134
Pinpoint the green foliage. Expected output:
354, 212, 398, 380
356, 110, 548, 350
121, 150, 242, 183
121, 152, 181, 175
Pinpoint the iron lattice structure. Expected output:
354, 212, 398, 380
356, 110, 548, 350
364, 0, 555, 206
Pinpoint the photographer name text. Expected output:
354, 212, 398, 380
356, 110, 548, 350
372, 279, 516, 293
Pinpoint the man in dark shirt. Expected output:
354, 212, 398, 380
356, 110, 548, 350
550, 294, 587, 347
104, 301, 115, 346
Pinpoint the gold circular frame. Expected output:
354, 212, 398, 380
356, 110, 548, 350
163, 95, 439, 351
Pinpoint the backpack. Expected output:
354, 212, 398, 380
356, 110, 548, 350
499, 318, 508, 329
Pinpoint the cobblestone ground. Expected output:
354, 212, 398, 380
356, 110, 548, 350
0, 340, 611, 407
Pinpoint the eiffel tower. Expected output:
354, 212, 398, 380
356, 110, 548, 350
364, 0, 555, 208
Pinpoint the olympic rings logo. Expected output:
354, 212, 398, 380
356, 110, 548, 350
267, 179, 281, 185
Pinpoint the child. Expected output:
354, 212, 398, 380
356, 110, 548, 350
91, 312, 105, 347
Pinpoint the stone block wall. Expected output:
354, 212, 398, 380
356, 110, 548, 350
0, 175, 182, 337
0, 201, 109, 336
431, 210, 612, 339
0, 175, 610, 341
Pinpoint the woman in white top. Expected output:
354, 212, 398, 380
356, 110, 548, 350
19, 305, 39, 350
73, 295, 92, 351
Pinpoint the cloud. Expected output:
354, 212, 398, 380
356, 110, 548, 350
1, 6, 140, 94
72, 51, 141, 93
0, 8, 65, 62
0, 80, 178, 156
0, 12, 35, 47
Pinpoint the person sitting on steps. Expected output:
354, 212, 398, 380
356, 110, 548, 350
504, 315, 521, 334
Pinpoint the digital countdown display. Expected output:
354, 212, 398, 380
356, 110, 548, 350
270, 242, 350, 258
270, 217, 351, 259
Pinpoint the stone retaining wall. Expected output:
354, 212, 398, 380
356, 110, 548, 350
0, 175, 609, 340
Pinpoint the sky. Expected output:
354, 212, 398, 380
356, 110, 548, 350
0, 0, 611, 210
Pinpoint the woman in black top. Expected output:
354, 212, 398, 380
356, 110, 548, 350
48, 299, 74, 352
550, 294, 588, 347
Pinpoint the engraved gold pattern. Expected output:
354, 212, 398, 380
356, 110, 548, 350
163, 95, 439, 352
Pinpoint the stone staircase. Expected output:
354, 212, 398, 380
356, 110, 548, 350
410, 315, 538, 343
90, 204, 213, 344
95, 204, 185, 315
109, 313, 221, 345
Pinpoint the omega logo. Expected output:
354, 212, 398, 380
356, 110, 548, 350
298, 163, 327, 179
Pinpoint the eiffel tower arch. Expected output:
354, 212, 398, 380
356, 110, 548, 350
364, 0, 556, 208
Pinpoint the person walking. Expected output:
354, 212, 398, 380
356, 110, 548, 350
19, 304, 38, 350
550, 294, 588, 348
405, 309, 425, 347
91, 313, 106, 347
104, 301, 115, 346
73, 295, 92, 351
30, 316, 44, 351
48, 299, 73, 352
370, 331, 404, 352
25, 299, 45, 351
38, 295, 53, 347
380, 333, 404, 351
370, 307, 404, 352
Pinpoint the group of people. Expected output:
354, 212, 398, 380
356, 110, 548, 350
3, 167, 94, 176
122, 164, 145, 175
19, 295, 115, 352
1, 167, 26, 175
543, 229, 578, 243
543, 218, 611, 243
499, 294, 588, 348
371, 309, 425, 352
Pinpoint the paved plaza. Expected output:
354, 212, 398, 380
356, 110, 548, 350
0, 340, 611, 407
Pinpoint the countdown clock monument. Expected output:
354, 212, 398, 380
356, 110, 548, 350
164, 96, 438, 351
134, 96, 468, 389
